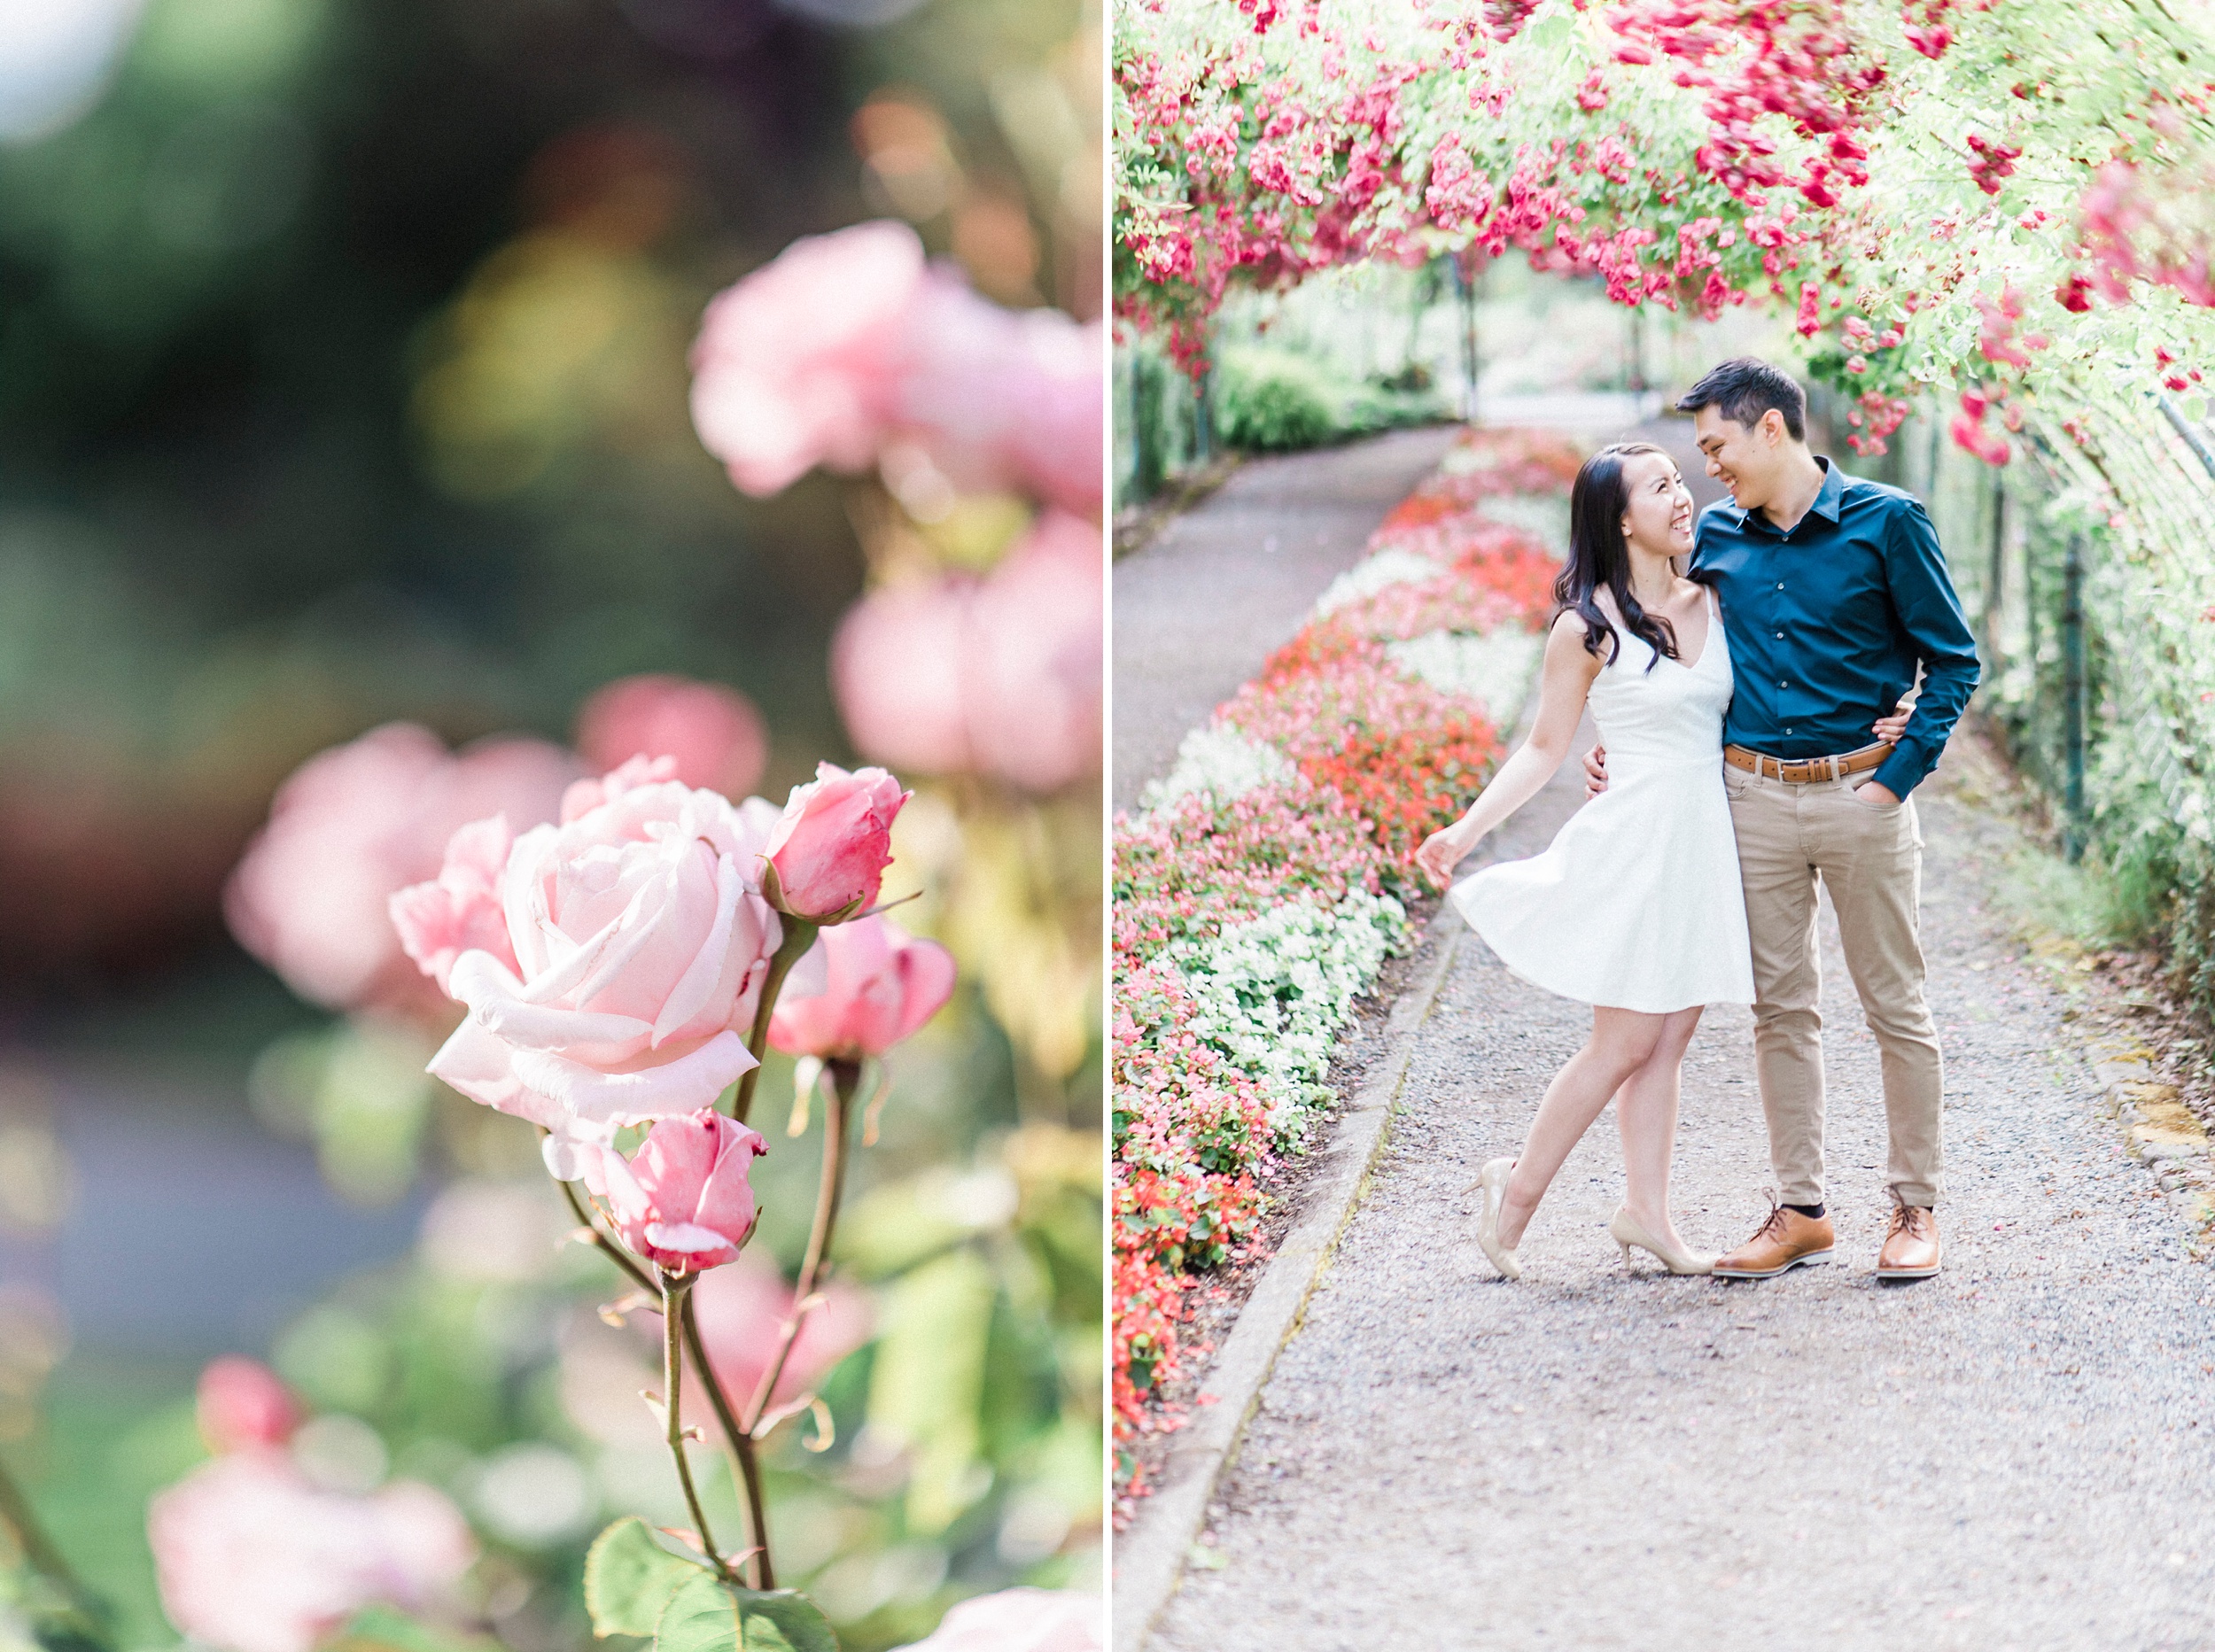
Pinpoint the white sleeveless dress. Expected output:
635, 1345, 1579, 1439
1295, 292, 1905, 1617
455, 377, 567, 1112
1449, 592, 1755, 1012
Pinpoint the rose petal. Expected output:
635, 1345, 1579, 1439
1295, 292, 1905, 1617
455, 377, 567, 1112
508, 1031, 758, 1125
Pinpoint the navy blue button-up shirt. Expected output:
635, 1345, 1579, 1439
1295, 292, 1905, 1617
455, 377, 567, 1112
1690, 456, 1980, 800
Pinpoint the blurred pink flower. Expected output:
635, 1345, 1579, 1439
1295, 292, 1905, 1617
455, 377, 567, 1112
891, 1588, 1103, 1652
227, 724, 579, 1017
574, 674, 769, 799
762, 763, 907, 921
833, 510, 1102, 794
149, 1453, 475, 1652
684, 1253, 870, 1414
688, 220, 1102, 513
769, 915, 954, 1060
895, 269, 1105, 516
583, 1108, 767, 1274
196, 1357, 300, 1455
688, 221, 923, 495
416, 769, 781, 1175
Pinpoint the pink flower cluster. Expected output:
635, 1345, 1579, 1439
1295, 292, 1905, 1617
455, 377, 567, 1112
228, 675, 773, 1022
689, 220, 1102, 515
833, 509, 1102, 795
226, 725, 579, 1019
390, 758, 910, 1176
151, 1360, 475, 1652
1112, 429, 1566, 1501
2076, 159, 2215, 311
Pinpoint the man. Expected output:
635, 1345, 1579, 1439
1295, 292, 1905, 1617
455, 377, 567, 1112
1586, 358, 1980, 1280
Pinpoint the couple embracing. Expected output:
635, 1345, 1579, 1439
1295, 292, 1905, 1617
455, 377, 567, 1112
1415, 358, 1981, 1283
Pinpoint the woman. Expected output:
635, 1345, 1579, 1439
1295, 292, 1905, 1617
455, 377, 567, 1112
1415, 443, 1905, 1280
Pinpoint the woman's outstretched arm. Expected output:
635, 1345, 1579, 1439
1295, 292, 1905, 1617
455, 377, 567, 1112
1414, 611, 1604, 888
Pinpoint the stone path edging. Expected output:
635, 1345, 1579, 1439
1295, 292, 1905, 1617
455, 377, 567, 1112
1110, 919, 1465, 1652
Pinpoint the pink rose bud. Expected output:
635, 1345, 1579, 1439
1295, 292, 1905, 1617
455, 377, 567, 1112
590, 1108, 767, 1274
574, 674, 769, 800
760, 763, 908, 921
769, 916, 954, 1059
890, 1588, 1103, 1652
389, 814, 517, 994
196, 1356, 301, 1454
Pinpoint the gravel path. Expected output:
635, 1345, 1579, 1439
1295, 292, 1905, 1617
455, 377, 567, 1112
1111, 424, 1465, 813
1148, 729, 2215, 1651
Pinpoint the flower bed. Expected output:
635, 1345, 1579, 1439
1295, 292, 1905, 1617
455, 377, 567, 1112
1109, 425, 1579, 1501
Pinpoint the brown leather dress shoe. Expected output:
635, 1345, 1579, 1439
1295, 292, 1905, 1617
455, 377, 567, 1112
1709, 1202, 1836, 1279
1876, 1201, 1941, 1279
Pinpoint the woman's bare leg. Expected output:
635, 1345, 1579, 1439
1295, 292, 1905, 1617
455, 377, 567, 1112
1496, 1006, 1666, 1249
1615, 1006, 1704, 1249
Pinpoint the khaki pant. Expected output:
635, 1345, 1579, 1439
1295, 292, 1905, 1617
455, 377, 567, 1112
1725, 769, 1943, 1208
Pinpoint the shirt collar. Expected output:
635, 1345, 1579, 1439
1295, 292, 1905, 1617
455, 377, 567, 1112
1809, 454, 1845, 523
1731, 454, 1842, 536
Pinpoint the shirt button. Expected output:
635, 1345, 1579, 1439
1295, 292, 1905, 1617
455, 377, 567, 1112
1775, 631, 1784, 640
1776, 582, 1784, 590
1779, 680, 1788, 689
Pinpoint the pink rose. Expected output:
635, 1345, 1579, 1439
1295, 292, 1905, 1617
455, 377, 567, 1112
149, 1454, 475, 1652
414, 766, 782, 1175
769, 916, 954, 1059
688, 221, 924, 496
227, 724, 579, 1017
832, 510, 1101, 794
890, 1589, 1103, 1652
688, 221, 1102, 513
196, 1356, 300, 1455
760, 763, 908, 922
584, 1107, 767, 1274
574, 674, 769, 800
683, 1254, 871, 1413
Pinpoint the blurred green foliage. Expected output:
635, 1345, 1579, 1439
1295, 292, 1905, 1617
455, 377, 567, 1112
1211, 345, 1446, 454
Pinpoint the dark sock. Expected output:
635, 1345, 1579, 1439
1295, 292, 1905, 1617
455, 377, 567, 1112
1784, 1202, 1825, 1221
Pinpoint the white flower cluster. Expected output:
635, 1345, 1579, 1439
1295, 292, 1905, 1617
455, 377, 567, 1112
1385, 629, 1544, 727
1473, 492, 1570, 547
1167, 889, 1409, 1142
1310, 547, 1442, 616
1137, 725, 1298, 816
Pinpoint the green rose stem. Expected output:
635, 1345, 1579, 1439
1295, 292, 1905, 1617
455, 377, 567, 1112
657, 1271, 729, 1581
0, 1454, 105, 1639
742, 1057, 861, 1435
732, 919, 820, 1127
555, 1175, 774, 1588
681, 1290, 776, 1590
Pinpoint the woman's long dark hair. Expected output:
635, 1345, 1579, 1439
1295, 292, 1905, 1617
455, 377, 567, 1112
1555, 441, 1689, 674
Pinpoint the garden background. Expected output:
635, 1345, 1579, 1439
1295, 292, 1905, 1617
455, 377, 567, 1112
0, 1, 1103, 1648
1110, 0, 2215, 1523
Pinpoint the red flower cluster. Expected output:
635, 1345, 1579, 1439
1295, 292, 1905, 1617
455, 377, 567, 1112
1964, 132, 2025, 197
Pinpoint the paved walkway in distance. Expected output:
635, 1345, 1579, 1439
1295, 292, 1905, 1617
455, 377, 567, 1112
1112, 424, 1464, 813
1146, 732, 2215, 1650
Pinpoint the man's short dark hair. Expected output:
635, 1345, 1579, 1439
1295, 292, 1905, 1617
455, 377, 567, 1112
1675, 357, 1806, 442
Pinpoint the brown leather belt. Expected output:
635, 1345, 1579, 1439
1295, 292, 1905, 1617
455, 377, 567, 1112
1724, 741, 1893, 783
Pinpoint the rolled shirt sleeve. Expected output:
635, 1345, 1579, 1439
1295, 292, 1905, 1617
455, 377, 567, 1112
1871, 497, 1981, 800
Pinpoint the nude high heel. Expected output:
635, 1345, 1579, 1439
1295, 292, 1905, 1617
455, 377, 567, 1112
1473, 1157, 1522, 1280
1609, 1206, 1714, 1276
